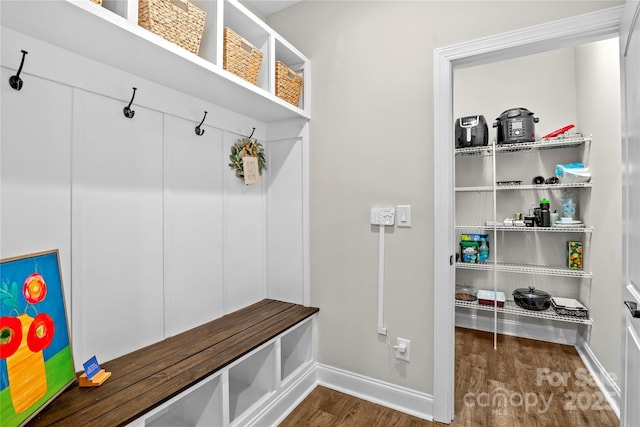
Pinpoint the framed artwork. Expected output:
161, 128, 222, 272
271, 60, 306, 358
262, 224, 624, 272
1, 250, 75, 426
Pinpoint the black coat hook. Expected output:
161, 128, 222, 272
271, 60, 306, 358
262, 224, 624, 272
9, 50, 28, 91
248, 127, 256, 139
123, 87, 137, 118
195, 111, 208, 136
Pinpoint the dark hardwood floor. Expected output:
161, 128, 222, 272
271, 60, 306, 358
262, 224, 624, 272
279, 328, 619, 427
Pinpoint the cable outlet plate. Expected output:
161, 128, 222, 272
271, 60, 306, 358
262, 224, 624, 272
396, 337, 411, 362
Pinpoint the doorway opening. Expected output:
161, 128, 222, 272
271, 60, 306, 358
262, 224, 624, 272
433, 6, 624, 424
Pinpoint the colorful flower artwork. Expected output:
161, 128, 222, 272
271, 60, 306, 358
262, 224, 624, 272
0, 250, 75, 426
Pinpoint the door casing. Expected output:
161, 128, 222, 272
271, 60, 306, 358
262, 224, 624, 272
432, 6, 624, 423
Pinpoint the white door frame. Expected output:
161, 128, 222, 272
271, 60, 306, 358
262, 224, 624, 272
432, 6, 624, 423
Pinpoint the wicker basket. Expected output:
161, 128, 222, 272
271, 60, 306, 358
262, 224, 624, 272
275, 61, 303, 107
223, 28, 263, 85
138, 0, 206, 55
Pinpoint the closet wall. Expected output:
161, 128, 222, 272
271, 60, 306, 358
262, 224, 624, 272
0, 27, 307, 369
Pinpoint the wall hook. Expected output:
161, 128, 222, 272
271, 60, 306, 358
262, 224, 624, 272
195, 111, 208, 136
9, 50, 28, 91
248, 127, 256, 139
123, 87, 137, 118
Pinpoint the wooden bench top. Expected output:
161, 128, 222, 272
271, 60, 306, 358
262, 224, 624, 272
27, 299, 319, 427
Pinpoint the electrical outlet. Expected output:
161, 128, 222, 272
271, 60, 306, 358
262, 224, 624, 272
395, 337, 411, 362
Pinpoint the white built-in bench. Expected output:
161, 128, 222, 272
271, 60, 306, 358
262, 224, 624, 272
27, 299, 319, 426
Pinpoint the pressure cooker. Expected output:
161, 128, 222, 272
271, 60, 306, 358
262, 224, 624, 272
493, 108, 539, 144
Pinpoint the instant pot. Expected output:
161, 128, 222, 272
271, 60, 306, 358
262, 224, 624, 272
455, 115, 489, 148
493, 108, 539, 144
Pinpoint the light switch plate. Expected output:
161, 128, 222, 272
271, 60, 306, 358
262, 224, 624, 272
397, 205, 412, 227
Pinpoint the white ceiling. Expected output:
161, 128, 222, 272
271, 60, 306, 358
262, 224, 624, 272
241, 1, 301, 17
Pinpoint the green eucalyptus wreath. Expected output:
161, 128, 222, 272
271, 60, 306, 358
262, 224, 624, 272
228, 137, 266, 178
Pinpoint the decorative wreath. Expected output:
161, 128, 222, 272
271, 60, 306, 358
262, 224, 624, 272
228, 137, 266, 178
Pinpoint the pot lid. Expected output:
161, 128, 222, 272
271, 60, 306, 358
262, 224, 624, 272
497, 107, 535, 120
512, 286, 550, 298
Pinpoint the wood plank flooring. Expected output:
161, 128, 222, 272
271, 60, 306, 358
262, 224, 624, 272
280, 327, 619, 427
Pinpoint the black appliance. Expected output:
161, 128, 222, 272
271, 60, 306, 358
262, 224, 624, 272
455, 115, 488, 148
493, 108, 539, 144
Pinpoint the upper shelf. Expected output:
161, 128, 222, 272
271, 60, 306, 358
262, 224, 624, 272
455, 182, 592, 192
0, 0, 310, 123
455, 136, 591, 156
456, 261, 591, 278
456, 225, 593, 233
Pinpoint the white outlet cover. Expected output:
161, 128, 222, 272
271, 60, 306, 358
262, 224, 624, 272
396, 337, 411, 362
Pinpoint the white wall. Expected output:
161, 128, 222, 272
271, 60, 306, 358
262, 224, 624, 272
267, 0, 621, 395
0, 27, 306, 368
575, 37, 622, 387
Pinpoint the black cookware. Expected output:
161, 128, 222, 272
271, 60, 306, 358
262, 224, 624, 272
512, 286, 551, 311
493, 108, 539, 144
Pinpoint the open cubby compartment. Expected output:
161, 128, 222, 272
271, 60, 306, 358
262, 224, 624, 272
144, 373, 223, 427
223, 0, 271, 91
274, 36, 308, 109
189, 0, 220, 64
228, 342, 277, 423
101, 0, 131, 21
280, 317, 313, 382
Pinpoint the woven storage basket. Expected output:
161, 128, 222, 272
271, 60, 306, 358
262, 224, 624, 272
138, 0, 206, 55
223, 27, 263, 85
275, 61, 303, 107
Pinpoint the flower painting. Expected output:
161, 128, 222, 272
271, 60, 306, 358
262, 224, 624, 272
0, 250, 75, 426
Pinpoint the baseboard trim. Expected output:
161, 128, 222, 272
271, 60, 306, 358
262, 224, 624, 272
250, 362, 434, 425
575, 335, 621, 418
315, 364, 433, 421
455, 308, 579, 345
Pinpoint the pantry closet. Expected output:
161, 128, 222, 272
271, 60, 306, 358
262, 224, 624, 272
433, 6, 624, 423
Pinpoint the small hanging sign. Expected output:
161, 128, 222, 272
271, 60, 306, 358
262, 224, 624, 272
228, 137, 266, 184
242, 156, 260, 185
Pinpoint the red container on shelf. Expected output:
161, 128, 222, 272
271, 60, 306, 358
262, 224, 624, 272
477, 290, 506, 307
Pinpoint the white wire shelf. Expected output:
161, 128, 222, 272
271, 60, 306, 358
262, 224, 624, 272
455, 261, 592, 278
454, 136, 590, 156
455, 299, 593, 325
456, 225, 593, 233
455, 182, 592, 192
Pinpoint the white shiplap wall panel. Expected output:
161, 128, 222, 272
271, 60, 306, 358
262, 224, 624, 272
0, 69, 73, 314
266, 138, 304, 304
222, 131, 266, 313
71, 89, 165, 365
163, 115, 224, 337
